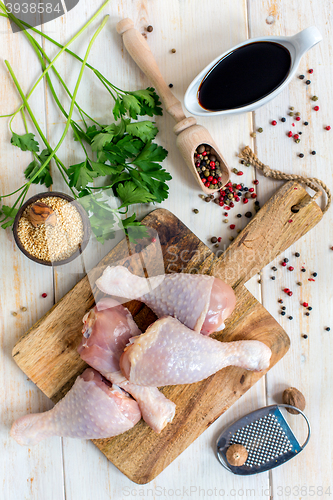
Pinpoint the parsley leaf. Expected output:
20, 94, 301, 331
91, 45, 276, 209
117, 181, 156, 207
67, 159, 99, 190
129, 88, 163, 117
11, 132, 40, 152
24, 149, 53, 188
0, 205, 18, 229
126, 121, 158, 142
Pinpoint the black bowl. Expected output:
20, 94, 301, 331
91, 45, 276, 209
13, 192, 91, 266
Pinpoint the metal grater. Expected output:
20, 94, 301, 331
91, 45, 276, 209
216, 404, 311, 475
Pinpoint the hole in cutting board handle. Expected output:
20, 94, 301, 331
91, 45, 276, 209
291, 205, 300, 213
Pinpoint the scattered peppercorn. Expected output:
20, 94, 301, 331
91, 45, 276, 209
313, 106, 319, 111
281, 311, 286, 316
282, 262, 287, 267
312, 272, 317, 277
214, 243, 219, 248
288, 291, 293, 296
21, 306, 27, 312
326, 126, 331, 131
326, 327, 331, 331
281, 306, 286, 311
171, 48, 176, 53
301, 268, 306, 272
281, 117, 286, 122
271, 276, 276, 280
289, 111, 294, 117
193, 209, 199, 214
303, 302, 309, 307
211, 237, 218, 243
290, 106, 295, 110
308, 69, 313, 74
311, 151, 316, 155
42, 293, 47, 298
147, 25, 153, 32
295, 252, 300, 257
288, 131, 293, 137
308, 307, 312, 311
288, 266, 294, 271
311, 95, 318, 101
278, 299, 283, 303
299, 75, 304, 79
284, 258, 289, 263
296, 116, 301, 121
304, 121, 309, 126
245, 212, 252, 218
169, 83, 173, 88
302, 334, 308, 339
272, 266, 277, 271
305, 312, 310, 316
297, 282, 302, 286
236, 214, 242, 218
272, 120, 277, 126
250, 132, 257, 138
305, 80, 311, 85
12, 311, 18, 317
288, 316, 293, 320
299, 153, 304, 158
258, 127, 263, 133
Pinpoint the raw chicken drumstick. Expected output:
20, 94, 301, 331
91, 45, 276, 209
10, 368, 141, 446
96, 266, 236, 335
77, 298, 176, 433
120, 317, 272, 386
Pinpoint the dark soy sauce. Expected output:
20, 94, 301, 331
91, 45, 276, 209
198, 42, 291, 111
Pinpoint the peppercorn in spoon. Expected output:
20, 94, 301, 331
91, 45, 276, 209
116, 18, 230, 194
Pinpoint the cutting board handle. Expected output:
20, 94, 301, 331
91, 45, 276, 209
116, 18, 187, 123
212, 181, 323, 288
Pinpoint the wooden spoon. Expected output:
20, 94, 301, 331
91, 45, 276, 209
116, 18, 230, 195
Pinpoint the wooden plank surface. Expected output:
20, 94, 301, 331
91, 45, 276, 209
0, 0, 332, 498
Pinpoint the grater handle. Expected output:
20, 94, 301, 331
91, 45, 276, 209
278, 404, 311, 449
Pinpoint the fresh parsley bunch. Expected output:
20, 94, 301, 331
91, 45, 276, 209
0, 2, 171, 243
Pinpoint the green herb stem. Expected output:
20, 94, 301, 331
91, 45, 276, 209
5, 15, 109, 189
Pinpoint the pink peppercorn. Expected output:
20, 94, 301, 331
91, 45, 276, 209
217, 177, 222, 181
202, 151, 206, 156
236, 184, 242, 190
230, 224, 235, 230
326, 126, 331, 131
294, 134, 299, 140
288, 131, 293, 137
272, 120, 277, 126
219, 201, 224, 206
210, 161, 215, 167
234, 196, 240, 202
296, 116, 301, 121
42, 293, 47, 298
217, 237, 222, 242
208, 175, 213, 182
212, 179, 218, 185
229, 202, 235, 208
201, 178, 206, 183
282, 262, 287, 267
253, 180, 259, 185
249, 188, 254, 193
308, 69, 313, 74
251, 193, 257, 198
237, 171, 244, 176
224, 206, 230, 211
288, 291, 293, 296
220, 190, 226, 196
314, 106, 319, 111
284, 288, 290, 293
288, 266, 294, 271
205, 181, 210, 187
243, 198, 249, 204
308, 278, 315, 282
303, 302, 309, 307
151, 237, 157, 243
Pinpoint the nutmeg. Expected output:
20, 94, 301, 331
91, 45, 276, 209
28, 202, 57, 227
226, 443, 248, 466
282, 387, 306, 414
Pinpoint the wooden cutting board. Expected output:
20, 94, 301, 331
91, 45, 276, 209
12, 181, 323, 484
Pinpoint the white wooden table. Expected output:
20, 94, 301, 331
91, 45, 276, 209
1, 1, 332, 498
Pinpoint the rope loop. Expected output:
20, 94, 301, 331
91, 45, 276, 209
239, 146, 331, 214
